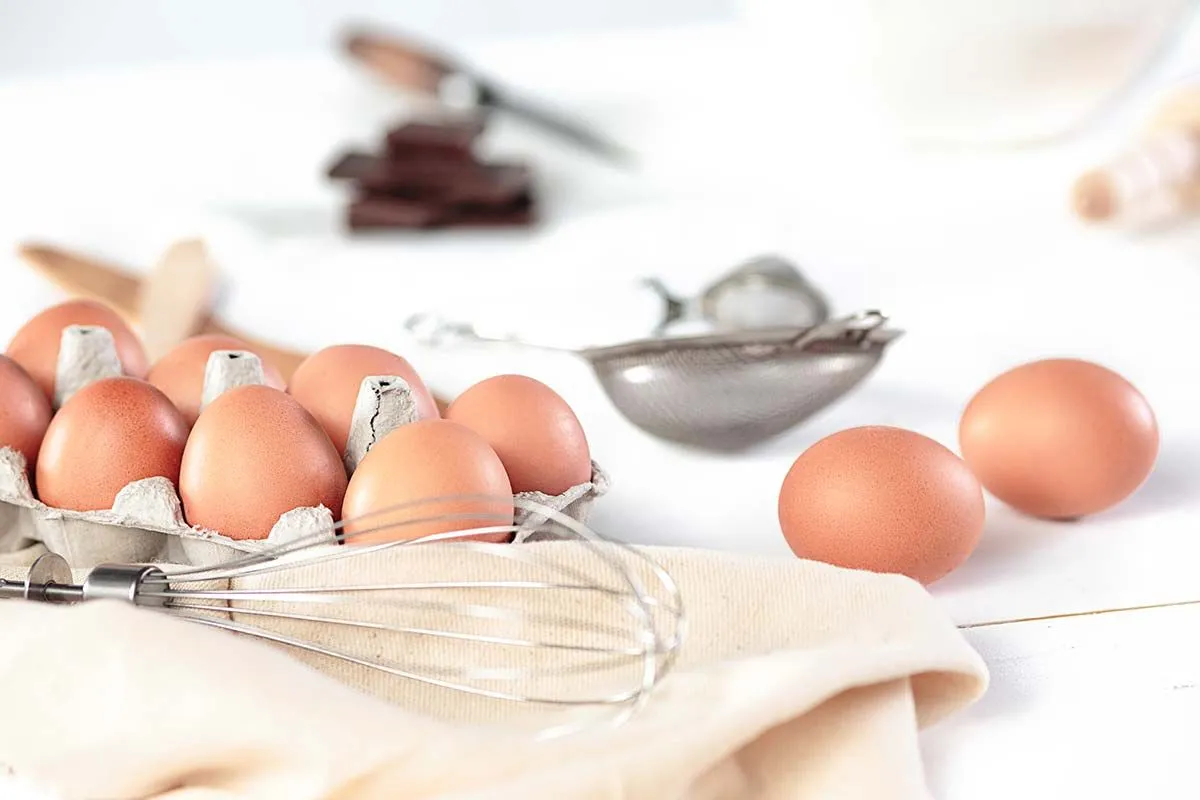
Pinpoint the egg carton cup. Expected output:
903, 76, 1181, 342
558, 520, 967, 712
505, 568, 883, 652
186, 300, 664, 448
341, 374, 608, 543
0, 329, 608, 569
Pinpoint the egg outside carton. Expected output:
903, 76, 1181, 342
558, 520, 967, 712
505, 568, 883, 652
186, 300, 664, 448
0, 325, 609, 571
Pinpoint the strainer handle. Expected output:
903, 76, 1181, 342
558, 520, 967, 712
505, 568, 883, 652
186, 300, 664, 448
403, 312, 577, 353
789, 310, 893, 349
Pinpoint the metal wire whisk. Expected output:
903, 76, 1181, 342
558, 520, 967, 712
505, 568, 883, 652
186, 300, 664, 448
0, 497, 685, 739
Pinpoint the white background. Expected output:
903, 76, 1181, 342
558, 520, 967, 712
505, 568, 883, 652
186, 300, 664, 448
0, 0, 731, 76
2, 3, 1200, 797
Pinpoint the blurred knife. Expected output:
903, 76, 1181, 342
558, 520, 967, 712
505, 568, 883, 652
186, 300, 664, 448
343, 26, 637, 167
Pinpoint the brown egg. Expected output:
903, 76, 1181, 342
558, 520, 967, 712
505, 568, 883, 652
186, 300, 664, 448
180, 385, 347, 540
445, 374, 591, 496
147, 334, 287, 426
288, 344, 439, 456
959, 358, 1158, 519
778, 425, 985, 585
6, 300, 148, 402
0, 355, 52, 473
342, 419, 513, 545
36, 377, 188, 511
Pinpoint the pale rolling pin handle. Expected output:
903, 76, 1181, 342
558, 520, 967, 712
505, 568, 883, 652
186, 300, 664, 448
1073, 129, 1200, 223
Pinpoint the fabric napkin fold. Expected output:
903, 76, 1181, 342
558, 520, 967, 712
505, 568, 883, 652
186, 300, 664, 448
0, 545, 986, 800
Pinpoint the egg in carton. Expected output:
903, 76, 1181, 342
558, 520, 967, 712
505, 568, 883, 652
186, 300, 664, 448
0, 325, 609, 570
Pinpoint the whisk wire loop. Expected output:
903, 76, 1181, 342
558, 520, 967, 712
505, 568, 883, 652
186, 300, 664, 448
1, 495, 685, 739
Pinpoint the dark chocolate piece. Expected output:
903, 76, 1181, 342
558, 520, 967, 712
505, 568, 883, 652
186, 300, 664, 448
374, 164, 532, 206
442, 200, 536, 228
385, 117, 485, 159
327, 151, 486, 185
447, 164, 531, 205
346, 190, 535, 232
347, 195, 444, 230
330, 113, 537, 233
327, 151, 533, 204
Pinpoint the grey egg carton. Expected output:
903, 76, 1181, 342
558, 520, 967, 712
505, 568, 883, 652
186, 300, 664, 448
0, 325, 608, 569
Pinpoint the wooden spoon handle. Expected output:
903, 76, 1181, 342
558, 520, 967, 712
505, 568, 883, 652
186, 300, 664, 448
139, 239, 219, 363
17, 241, 450, 408
18, 243, 141, 320
18, 242, 314, 381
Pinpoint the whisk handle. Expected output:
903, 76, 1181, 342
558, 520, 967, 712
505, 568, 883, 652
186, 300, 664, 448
0, 580, 82, 603
0, 554, 167, 608
0, 552, 82, 602
83, 564, 170, 607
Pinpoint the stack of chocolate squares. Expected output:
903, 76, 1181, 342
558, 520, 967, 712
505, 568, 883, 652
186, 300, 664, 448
326, 116, 536, 231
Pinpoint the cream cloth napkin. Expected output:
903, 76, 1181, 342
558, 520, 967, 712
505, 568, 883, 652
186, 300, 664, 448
0, 544, 986, 800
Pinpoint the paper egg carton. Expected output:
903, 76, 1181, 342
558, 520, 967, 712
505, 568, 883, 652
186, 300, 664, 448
0, 326, 609, 569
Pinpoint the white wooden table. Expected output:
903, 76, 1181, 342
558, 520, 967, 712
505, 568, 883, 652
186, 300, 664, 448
1, 21, 1199, 798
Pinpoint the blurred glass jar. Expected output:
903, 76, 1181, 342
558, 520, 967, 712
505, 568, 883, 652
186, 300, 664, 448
738, 0, 1199, 146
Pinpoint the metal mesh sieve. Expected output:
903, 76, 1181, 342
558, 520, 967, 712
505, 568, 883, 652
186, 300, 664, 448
579, 311, 900, 450
404, 257, 901, 451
